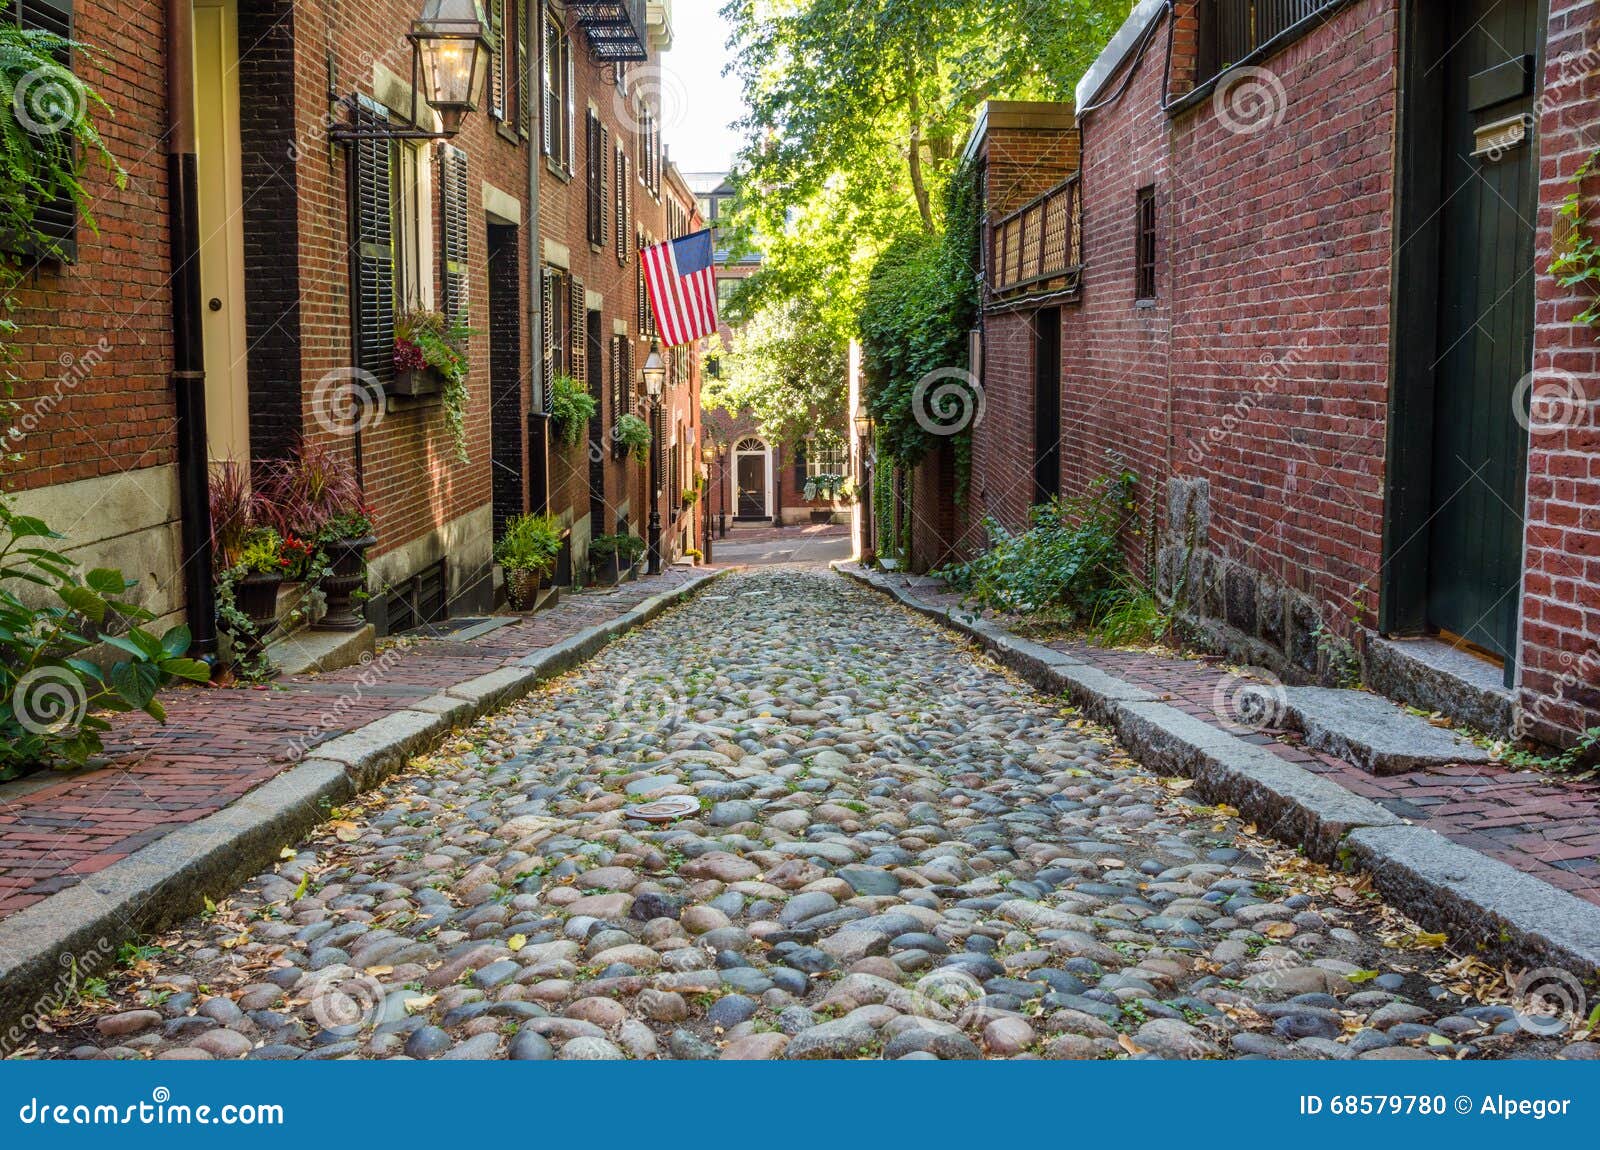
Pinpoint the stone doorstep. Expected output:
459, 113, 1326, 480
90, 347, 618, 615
1365, 634, 1517, 741
1262, 685, 1492, 776
0, 569, 729, 1037
264, 624, 376, 678
835, 562, 1596, 972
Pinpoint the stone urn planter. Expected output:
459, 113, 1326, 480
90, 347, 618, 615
316, 535, 375, 632
591, 552, 623, 588
504, 565, 553, 611
234, 571, 283, 643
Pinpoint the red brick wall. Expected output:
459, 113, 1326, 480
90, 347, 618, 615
1520, 0, 1600, 743
291, 0, 534, 600
2, 0, 173, 494
1166, 1, 1397, 630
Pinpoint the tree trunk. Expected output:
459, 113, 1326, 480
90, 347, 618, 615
906, 55, 935, 232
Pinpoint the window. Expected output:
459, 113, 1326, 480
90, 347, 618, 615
637, 230, 657, 337
9, 0, 78, 261
805, 437, 846, 478
391, 141, 435, 313
489, 0, 530, 136
636, 102, 660, 198
717, 277, 739, 312
1135, 185, 1157, 302
614, 143, 629, 265
1196, 0, 1335, 84
586, 109, 610, 247
542, 7, 574, 173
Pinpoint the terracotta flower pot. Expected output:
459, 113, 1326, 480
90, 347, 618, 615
316, 535, 374, 632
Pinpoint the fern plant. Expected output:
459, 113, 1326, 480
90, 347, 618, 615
549, 374, 597, 448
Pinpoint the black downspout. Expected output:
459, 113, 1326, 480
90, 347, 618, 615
168, 0, 217, 661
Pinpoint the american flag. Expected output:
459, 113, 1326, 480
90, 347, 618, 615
641, 229, 720, 348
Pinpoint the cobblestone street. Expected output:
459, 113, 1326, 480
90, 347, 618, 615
36, 570, 1583, 1061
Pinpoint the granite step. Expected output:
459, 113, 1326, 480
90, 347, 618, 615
1260, 686, 1492, 776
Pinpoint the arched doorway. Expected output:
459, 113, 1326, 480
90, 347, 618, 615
734, 438, 773, 522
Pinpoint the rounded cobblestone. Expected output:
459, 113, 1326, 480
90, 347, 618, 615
35, 571, 1571, 1060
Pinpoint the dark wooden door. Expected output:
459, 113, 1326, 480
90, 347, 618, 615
1426, 0, 1541, 661
1033, 307, 1062, 506
737, 453, 766, 518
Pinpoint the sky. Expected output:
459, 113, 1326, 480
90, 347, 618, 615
661, 1, 749, 175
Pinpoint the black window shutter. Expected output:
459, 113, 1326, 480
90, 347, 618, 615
489, 0, 505, 120
353, 98, 395, 386
622, 338, 635, 421
440, 145, 469, 322
540, 266, 555, 411
15, 0, 78, 262
517, 0, 531, 138
569, 275, 585, 386
585, 111, 600, 245
614, 148, 628, 265
595, 125, 604, 249
609, 334, 621, 434
541, 9, 554, 156
794, 443, 808, 489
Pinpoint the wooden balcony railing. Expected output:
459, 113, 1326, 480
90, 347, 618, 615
988, 174, 1082, 304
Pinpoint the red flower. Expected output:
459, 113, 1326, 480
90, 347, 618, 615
394, 339, 427, 373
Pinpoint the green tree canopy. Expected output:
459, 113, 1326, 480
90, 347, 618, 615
705, 295, 848, 448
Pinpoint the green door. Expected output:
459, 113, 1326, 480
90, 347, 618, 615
1426, 0, 1543, 662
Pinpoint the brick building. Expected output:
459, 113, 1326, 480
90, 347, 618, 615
2, 0, 700, 644
914, 0, 1600, 745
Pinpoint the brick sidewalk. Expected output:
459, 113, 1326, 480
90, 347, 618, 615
878, 573, 1600, 907
0, 568, 705, 920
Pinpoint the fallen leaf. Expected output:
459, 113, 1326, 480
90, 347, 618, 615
328, 820, 361, 843
1117, 1033, 1145, 1056
279, 848, 297, 860
508, 934, 527, 952
365, 965, 394, 977
404, 994, 436, 1015
1346, 970, 1379, 984
1264, 922, 1296, 939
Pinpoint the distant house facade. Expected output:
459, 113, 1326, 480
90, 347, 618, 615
689, 170, 848, 528
913, 0, 1600, 746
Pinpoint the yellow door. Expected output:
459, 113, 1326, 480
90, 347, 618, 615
193, 0, 248, 462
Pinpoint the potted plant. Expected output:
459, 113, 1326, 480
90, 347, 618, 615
549, 374, 598, 450
613, 413, 651, 464
496, 513, 563, 610
257, 443, 373, 633
804, 473, 849, 523
232, 528, 289, 648
315, 508, 376, 632
589, 533, 646, 587
394, 309, 476, 462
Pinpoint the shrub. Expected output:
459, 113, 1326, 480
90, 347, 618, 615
941, 471, 1138, 620
613, 414, 651, 464
590, 533, 646, 566
0, 496, 207, 778
549, 374, 598, 449
496, 513, 563, 576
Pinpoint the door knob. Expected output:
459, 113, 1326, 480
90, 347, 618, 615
208, 297, 222, 312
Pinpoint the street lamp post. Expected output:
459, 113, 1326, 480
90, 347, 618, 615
700, 445, 717, 566
854, 411, 875, 567
642, 343, 667, 576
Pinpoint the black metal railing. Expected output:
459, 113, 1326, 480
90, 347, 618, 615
1196, 0, 1335, 81
988, 174, 1083, 302
569, 0, 649, 62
